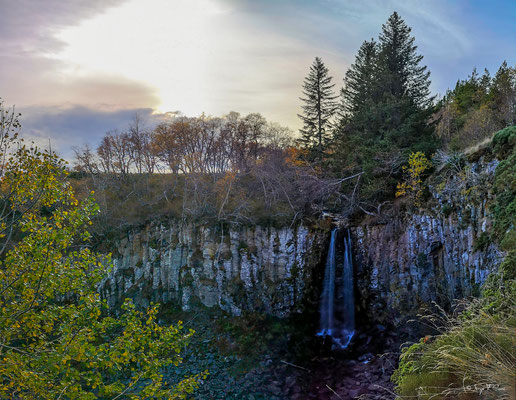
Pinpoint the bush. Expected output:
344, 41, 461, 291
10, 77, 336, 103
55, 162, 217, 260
0, 102, 205, 399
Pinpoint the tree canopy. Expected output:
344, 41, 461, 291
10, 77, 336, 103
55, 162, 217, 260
333, 11, 436, 203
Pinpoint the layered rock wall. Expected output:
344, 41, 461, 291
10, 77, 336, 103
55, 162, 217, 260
101, 223, 327, 317
352, 157, 503, 327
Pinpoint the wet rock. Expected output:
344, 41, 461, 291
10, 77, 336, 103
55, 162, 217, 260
285, 376, 296, 389
358, 353, 373, 362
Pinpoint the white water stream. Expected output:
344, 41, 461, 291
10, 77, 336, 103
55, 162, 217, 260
317, 228, 355, 349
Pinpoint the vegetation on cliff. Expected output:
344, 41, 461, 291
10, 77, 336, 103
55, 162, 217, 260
391, 126, 516, 399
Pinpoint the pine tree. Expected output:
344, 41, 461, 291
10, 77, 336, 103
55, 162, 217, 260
333, 12, 436, 203
378, 11, 432, 109
490, 61, 516, 125
298, 57, 338, 161
341, 39, 379, 117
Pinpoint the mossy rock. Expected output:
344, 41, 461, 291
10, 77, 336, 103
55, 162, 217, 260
190, 247, 204, 268
198, 276, 217, 288
180, 268, 195, 287
473, 231, 491, 252
226, 276, 246, 298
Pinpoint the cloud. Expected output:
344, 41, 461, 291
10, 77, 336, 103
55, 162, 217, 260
0, 0, 125, 52
1, 0, 514, 152
0, 0, 158, 111
19, 105, 166, 160
2, 54, 160, 110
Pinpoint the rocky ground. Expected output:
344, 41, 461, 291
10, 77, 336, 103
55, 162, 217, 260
273, 352, 398, 399
160, 307, 401, 399
258, 329, 400, 400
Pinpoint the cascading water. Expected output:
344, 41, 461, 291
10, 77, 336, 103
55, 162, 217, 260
317, 228, 355, 349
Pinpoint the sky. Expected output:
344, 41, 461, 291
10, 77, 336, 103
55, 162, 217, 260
1, 0, 515, 159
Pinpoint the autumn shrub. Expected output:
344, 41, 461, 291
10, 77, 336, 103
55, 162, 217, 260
395, 152, 431, 206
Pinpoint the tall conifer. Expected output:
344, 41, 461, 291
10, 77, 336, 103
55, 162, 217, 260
335, 12, 436, 202
298, 57, 338, 161
341, 39, 379, 117
378, 11, 432, 109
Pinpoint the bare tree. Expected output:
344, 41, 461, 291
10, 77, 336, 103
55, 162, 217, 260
73, 145, 98, 174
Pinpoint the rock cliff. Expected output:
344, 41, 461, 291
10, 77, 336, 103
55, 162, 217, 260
101, 153, 503, 329
353, 154, 503, 328
101, 223, 327, 317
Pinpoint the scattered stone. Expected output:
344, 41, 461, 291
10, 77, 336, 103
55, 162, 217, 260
285, 376, 296, 388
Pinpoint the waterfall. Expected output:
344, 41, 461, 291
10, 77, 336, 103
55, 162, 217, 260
316, 228, 355, 349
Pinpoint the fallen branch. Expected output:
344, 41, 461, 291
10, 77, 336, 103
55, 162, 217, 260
326, 384, 344, 399
280, 360, 310, 372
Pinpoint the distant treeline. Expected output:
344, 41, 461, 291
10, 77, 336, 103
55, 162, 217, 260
75, 112, 293, 176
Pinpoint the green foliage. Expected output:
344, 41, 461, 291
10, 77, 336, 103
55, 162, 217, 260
473, 231, 491, 252
435, 63, 516, 151
395, 152, 432, 206
393, 285, 516, 399
492, 125, 516, 158
0, 104, 204, 399
341, 39, 379, 116
441, 203, 453, 217
298, 57, 338, 162
334, 12, 436, 203
491, 126, 516, 279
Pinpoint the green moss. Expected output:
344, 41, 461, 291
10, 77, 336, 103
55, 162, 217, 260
473, 231, 491, 252
148, 237, 159, 250
180, 267, 194, 287
491, 125, 516, 280
226, 276, 245, 298
237, 240, 248, 252
198, 276, 217, 287
492, 125, 516, 159
190, 248, 204, 268
441, 203, 453, 217
417, 253, 429, 269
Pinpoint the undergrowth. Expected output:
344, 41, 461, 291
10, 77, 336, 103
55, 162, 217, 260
157, 306, 296, 399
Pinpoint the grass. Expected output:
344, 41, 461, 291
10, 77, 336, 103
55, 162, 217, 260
392, 287, 516, 400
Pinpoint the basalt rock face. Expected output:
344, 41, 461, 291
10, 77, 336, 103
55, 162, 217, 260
101, 154, 504, 329
100, 223, 327, 317
351, 156, 504, 330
